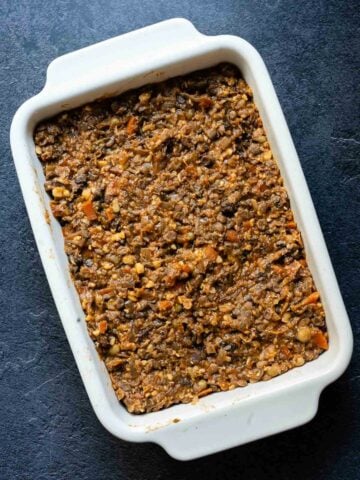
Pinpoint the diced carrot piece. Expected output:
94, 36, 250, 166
198, 96, 213, 109
98, 320, 108, 334
180, 263, 192, 273
204, 245, 218, 261
81, 200, 97, 220
225, 230, 239, 242
286, 221, 296, 229
313, 332, 328, 350
302, 292, 320, 305
126, 116, 138, 135
158, 300, 173, 311
98, 287, 114, 295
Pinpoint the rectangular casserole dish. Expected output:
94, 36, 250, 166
10, 18, 353, 460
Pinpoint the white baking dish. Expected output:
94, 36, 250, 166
10, 18, 353, 460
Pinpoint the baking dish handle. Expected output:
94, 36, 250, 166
45, 18, 205, 91
148, 385, 322, 460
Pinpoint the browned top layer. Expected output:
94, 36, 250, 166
34, 63, 327, 413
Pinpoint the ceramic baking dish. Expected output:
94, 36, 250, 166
10, 18, 353, 460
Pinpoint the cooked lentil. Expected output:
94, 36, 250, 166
34, 63, 328, 413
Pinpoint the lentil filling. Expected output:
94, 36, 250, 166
34, 63, 328, 413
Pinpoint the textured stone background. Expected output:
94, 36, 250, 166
1, 1, 359, 478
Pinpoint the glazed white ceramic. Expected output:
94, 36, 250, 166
10, 18, 353, 460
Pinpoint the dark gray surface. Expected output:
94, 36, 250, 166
1, 1, 359, 479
